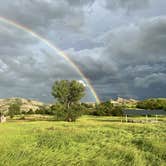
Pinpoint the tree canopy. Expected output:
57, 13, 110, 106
52, 80, 85, 106
137, 98, 166, 110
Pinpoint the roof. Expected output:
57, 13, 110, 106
123, 109, 166, 115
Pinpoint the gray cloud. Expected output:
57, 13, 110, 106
104, 0, 150, 12
134, 73, 166, 88
68, 16, 166, 100
0, 0, 95, 32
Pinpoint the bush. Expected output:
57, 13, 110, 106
36, 105, 53, 115
111, 106, 123, 116
27, 109, 34, 114
90, 101, 123, 116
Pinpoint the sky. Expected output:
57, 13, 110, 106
0, 0, 166, 103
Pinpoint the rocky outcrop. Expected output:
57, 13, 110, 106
110, 97, 138, 106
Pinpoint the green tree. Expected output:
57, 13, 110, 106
8, 99, 22, 118
92, 101, 123, 116
27, 109, 34, 114
94, 101, 114, 116
137, 98, 166, 110
36, 105, 52, 115
52, 80, 85, 121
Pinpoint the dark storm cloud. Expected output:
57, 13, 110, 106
103, 17, 166, 66
69, 16, 166, 100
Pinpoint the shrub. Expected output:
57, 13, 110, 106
90, 101, 123, 116
36, 105, 53, 115
111, 106, 123, 116
27, 109, 34, 114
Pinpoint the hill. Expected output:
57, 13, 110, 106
110, 97, 166, 110
0, 97, 45, 113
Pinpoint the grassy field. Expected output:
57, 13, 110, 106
0, 116, 166, 166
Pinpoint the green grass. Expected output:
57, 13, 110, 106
0, 116, 166, 166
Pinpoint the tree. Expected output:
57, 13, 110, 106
8, 99, 22, 118
136, 98, 166, 110
94, 101, 113, 116
52, 80, 85, 121
92, 101, 123, 116
36, 105, 52, 115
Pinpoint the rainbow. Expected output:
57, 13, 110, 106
0, 16, 100, 103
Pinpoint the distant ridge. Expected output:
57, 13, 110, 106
110, 97, 166, 108
0, 97, 46, 113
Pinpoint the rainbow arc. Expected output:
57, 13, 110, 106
0, 16, 100, 103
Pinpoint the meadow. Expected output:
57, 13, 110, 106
0, 115, 166, 166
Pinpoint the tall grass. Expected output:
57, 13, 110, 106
0, 116, 165, 166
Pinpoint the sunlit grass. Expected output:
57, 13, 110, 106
0, 116, 166, 166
